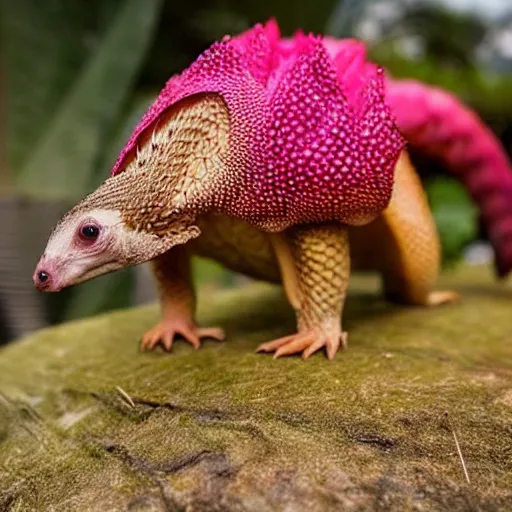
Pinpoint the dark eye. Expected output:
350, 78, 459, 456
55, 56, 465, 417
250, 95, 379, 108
80, 224, 100, 241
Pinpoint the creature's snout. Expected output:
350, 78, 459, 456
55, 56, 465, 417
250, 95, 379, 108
33, 256, 61, 292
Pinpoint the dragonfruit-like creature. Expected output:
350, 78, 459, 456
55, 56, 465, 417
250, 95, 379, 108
33, 20, 512, 360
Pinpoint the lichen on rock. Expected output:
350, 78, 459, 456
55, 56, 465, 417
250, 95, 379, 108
1, 265, 511, 511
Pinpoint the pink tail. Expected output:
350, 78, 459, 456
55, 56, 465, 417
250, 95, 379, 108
386, 79, 512, 277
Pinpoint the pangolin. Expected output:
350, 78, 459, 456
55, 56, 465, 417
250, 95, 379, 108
33, 20, 512, 360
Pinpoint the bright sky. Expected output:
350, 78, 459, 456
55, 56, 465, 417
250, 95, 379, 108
358, 0, 512, 65
435, 0, 510, 18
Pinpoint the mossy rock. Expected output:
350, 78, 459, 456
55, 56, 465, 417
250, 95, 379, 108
1, 266, 511, 511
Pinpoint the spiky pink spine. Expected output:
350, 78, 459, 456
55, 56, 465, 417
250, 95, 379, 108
386, 79, 512, 277
111, 20, 404, 232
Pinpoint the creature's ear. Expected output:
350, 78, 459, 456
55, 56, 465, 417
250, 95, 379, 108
126, 225, 201, 264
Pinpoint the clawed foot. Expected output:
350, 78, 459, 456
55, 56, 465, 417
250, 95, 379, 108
427, 290, 460, 306
141, 317, 225, 352
256, 327, 347, 360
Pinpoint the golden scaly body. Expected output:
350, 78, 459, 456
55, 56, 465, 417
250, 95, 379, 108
191, 152, 452, 305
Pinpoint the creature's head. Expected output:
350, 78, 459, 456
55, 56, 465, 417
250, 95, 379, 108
33, 92, 228, 293
33, 182, 200, 292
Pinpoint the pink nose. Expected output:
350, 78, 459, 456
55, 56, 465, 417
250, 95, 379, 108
33, 257, 59, 291
35, 270, 50, 289
33, 267, 52, 291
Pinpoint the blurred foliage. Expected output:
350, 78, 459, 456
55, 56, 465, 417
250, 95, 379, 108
383, 2, 487, 69
425, 178, 478, 265
371, 47, 512, 134
132, 0, 340, 89
1, 0, 512, 338
4, 0, 164, 199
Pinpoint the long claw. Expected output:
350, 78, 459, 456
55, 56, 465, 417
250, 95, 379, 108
273, 333, 313, 359
141, 318, 224, 353
256, 334, 295, 353
302, 338, 326, 360
257, 325, 347, 360
427, 290, 460, 306
141, 332, 158, 351
340, 331, 348, 349
181, 327, 201, 349
162, 330, 174, 351
197, 327, 225, 341
326, 338, 340, 360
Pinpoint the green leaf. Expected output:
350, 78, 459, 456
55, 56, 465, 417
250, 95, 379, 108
90, 92, 156, 190
1, 0, 118, 174
6, 0, 163, 199
63, 268, 135, 322
425, 177, 478, 265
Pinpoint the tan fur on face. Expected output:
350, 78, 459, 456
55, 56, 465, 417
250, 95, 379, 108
39, 207, 201, 290
40, 209, 128, 288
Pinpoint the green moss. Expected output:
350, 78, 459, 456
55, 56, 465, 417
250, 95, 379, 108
1, 265, 512, 510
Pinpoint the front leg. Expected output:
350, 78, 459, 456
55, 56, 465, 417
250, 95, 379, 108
141, 244, 225, 352
259, 224, 350, 360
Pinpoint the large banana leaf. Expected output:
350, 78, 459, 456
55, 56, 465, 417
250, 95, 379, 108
4, 0, 163, 199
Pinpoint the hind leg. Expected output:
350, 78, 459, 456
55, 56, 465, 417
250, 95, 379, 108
379, 153, 459, 306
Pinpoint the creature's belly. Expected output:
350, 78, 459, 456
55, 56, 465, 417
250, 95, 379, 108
189, 213, 385, 283
190, 213, 281, 282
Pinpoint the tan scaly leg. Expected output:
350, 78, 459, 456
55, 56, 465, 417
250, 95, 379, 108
141, 244, 224, 351
258, 224, 350, 360
379, 152, 459, 306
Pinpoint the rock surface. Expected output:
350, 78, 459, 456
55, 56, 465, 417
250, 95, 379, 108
1, 266, 511, 511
